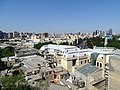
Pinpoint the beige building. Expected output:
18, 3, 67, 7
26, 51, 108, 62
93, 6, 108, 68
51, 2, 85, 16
21, 56, 52, 77
56, 53, 89, 72
40, 44, 91, 72
30, 34, 41, 43
21, 55, 69, 83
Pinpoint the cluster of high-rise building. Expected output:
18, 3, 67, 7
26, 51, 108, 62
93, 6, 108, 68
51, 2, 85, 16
0, 30, 92, 45
0, 30, 50, 40
0, 31, 7, 39
0, 29, 113, 40
93, 29, 113, 38
0, 31, 31, 39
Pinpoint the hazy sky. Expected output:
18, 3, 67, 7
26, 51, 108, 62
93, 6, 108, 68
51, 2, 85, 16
0, 0, 120, 33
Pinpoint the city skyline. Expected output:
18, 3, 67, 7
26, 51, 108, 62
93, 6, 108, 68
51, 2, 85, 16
0, 0, 120, 33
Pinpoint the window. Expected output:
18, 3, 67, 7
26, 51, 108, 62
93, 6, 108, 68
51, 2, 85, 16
100, 63, 102, 68
72, 77, 74, 79
73, 55, 75, 57
97, 62, 99, 67
59, 60, 61, 64
72, 59, 76, 66
72, 76, 76, 80
81, 61, 83, 64
85, 60, 86, 63
88, 60, 89, 63
49, 71, 52, 74
10, 63, 12, 65
74, 77, 76, 80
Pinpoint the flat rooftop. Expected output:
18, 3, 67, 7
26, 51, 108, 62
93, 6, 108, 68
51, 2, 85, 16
40, 44, 79, 52
22, 56, 47, 68
21, 56, 52, 72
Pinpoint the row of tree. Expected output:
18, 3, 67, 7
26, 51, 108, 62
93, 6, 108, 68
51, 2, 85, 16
86, 35, 120, 49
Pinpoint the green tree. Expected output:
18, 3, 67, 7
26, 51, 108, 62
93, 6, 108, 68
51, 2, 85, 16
86, 36, 120, 49
34, 41, 56, 49
0, 74, 49, 90
0, 74, 26, 90
86, 37, 104, 48
59, 41, 69, 45
107, 39, 120, 49
0, 48, 6, 70
1, 46, 15, 58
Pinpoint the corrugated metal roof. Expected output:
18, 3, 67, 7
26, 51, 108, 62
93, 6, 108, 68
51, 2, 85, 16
76, 64, 99, 75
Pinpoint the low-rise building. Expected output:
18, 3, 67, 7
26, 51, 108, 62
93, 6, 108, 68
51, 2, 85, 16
0, 43, 10, 48
1, 56, 18, 67
20, 55, 69, 84
75, 63, 104, 90
20, 56, 53, 80
53, 66, 69, 80
23, 42, 35, 48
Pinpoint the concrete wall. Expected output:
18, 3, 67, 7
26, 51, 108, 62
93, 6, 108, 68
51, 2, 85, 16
60, 57, 89, 72
93, 80, 104, 90
75, 71, 95, 87
108, 57, 120, 90
61, 59, 68, 70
